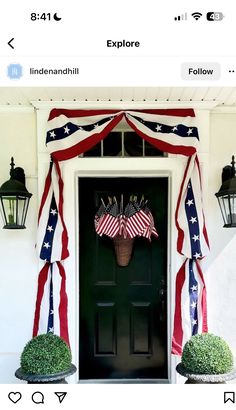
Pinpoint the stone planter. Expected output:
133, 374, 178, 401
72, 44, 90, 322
15, 364, 77, 384
176, 363, 236, 384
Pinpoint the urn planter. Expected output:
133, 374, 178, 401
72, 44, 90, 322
15, 364, 77, 384
176, 363, 236, 384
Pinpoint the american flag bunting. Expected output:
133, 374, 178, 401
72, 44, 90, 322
34, 108, 209, 352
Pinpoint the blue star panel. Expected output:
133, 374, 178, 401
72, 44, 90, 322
39, 194, 58, 262
189, 260, 199, 335
46, 117, 114, 144
133, 114, 199, 140
185, 181, 202, 259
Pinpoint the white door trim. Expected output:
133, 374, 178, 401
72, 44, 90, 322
61, 157, 186, 383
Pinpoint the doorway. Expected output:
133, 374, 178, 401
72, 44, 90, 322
79, 177, 168, 381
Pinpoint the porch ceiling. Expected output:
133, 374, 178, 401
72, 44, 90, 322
0, 87, 236, 107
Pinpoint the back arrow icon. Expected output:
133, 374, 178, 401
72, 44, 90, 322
8, 38, 14, 49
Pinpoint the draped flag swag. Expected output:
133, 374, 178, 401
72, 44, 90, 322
34, 108, 209, 353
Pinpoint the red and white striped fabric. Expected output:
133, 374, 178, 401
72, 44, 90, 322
125, 209, 150, 238
142, 210, 159, 240
171, 259, 208, 355
33, 261, 69, 345
97, 214, 120, 238
34, 108, 209, 351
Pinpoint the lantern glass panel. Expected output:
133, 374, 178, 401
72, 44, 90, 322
0, 195, 30, 229
218, 194, 236, 227
229, 194, 236, 224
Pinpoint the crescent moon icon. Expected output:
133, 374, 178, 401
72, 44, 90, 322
53, 13, 62, 21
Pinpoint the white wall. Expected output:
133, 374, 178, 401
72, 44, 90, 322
206, 112, 236, 352
0, 109, 38, 383
0, 107, 236, 383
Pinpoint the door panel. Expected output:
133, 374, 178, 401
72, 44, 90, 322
79, 177, 168, 380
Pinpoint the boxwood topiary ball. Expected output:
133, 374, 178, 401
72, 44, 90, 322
21, 333, 72, 375
182, 333, 233, 375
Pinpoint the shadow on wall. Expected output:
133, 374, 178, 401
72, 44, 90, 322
207, 234, 236, 351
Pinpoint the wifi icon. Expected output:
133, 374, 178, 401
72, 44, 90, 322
192, 12, 202, 20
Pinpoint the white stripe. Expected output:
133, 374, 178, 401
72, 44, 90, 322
194, 263, 204, 333
47, 112, 123, 131
52, 263, 61, 336
38, 271, 50, 335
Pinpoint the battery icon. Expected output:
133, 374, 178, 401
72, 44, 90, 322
206, 12, 224, 21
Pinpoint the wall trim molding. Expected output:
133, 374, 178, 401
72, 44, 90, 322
31, 100, 219, 110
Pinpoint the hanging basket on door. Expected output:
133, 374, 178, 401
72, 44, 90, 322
113, 235, 134, 267
94, 195, 159, 267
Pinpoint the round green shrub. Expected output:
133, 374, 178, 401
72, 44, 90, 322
21, 333, 72, 375
182, 333, 233, 375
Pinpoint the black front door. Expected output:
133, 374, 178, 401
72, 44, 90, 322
79, 177, 168, 380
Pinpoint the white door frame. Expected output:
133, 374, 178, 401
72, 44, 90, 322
61, 156, 186, 383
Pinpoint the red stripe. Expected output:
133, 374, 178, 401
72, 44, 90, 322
52, 114, 124, 161
33, 263, 50, 337
48, 108, 195, 121
48, 109, 123, 121
38, 164, 52, 223
175, 156, 192, 255
131, 109, 195, 117
196, 260, 208, 333
171, 260, 187, 355
57, 262, 70, 346
54, 161, 69, 261
125, 116, 196, 156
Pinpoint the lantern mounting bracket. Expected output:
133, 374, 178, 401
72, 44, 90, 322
10, 157, 26, 186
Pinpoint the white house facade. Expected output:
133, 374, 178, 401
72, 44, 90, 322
0, 88, 236, 383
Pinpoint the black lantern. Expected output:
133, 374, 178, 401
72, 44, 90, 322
215, 155, 236, 228
0, 157, 32, 229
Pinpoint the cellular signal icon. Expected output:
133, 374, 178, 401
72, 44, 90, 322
174, 13, 187, 21
192, 12, 202, 20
